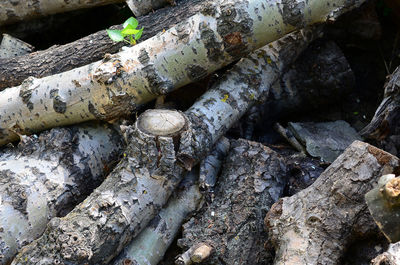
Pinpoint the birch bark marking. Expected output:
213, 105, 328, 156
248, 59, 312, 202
0, 0, 367, 147
0, 0, 125, 26
126, 0, 175, 16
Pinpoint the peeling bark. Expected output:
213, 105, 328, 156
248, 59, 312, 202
11, 26, 318, 265
177, 139, 287, 265
0, 33, 34, 58
0, 0, 366, 146
0, 0, 124, 26
0, 122, 123, 264
0, 0, 206, 90
126, 0, 175, 16
265, 141, 400, 265
112, 168, 202, 265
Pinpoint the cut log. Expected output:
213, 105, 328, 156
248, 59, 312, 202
126, 0, 175, 16
112, 168, 202, 265
0, 0, 125, 26
0, 122, 123, 264
265, 141, 400, 265
177, 139, 287, 265
0, 33, 34, 58
361, 65, 400, 156
0, 0, 205, 91
11, 27, 318, 265
0, 0, 366, 146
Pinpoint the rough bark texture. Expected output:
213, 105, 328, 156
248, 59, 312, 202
372, 242, 400, 265
0, 0, 366, 146
127, 0, 175, 16
0, 0, 205, 90
112, 169, 202, 265
0, 0, 124, 26
0, 122, 123, 264
361, 65, 400, 156
0, 34, 34, 58
10, 26, 318, 265
265, 141, 400, 265
177, 139, 287, 265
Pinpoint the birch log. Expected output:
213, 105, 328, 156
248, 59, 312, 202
0, 0, 125, 26
0, 34, 34, 58
127, 0, 175, 16
372, 242, 400, 265
0, 0, 366, 147
0, 0, 206, 91
11, 27, 318, 265
265, 141, 400, 265
0, 122, 123, 265
112, 168, 202, 265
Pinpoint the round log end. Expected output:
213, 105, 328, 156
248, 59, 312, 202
191, 243, 212, 263
385, 177, 400, 199
137, 109, 187, 137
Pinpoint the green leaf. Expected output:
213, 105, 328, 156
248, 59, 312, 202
121, 24, 140, 35
123, 17, 138, 29
135, 27, 144, 40
107, 29, 124, 42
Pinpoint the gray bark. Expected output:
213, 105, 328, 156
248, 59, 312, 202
126, 0, 174, 16
112, 168, 202, 265
11, 26, 318, 265
0, 122, 123, 264
265, 141, 400, 265
360, 65, 400, 156
177, 138, 287, 265
0, 0, 206, 91
0, 34, 34, 58
0, 0, 366, 146
0, 0, 124, 26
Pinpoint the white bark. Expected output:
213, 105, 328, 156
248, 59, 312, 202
0, 0, 366, 147
112, 169, 202, 265
372, 243, 400, 265
0, 122, 123, 264
126, 0, 174, 16
0, 34, 34, 58
0, 0, 125, 26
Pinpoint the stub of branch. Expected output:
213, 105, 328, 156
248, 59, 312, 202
175, 243, 213, 265
177, 139, 287, 265
0, 122, 123, 264
0, 33, 34, 58
265, 141, 400, 265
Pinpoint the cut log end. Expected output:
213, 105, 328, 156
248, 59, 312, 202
137, 109, 187, 137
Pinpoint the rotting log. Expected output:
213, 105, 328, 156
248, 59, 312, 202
0, 122, 123, 265
265, 141, 400, 265
112, 168, 202, 265
361, 65, 400, 156
0, 0, 125, 26
176, 139, 287, 265
0, 33, 34, 58
11, 26, 318, 265
372, 242, 400, 265
0, 0, 206, 90
0, 0, 367, 146
126, 0, 175, 17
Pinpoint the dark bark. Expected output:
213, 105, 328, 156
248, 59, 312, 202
0, 0, 205, 90
177, 139, 287, 265
265, 141, 400, 265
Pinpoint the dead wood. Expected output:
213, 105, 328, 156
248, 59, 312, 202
177, 139, 287, 265
265, 141, 400, 265
361, 65, 400, 156
372, 242, 400, 265
0, 33, 34, 58
0, 0, 205, 91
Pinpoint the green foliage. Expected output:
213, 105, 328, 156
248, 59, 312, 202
107, 17, 144, 45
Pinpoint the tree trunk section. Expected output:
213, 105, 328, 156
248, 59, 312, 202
0, 0, 366, 146
177, 138, 287, 265
0, 33, 34, 58
126, 0, 174, 16
0, 122, 123, 264
0, 0, 124, 26
265, 141, 400, 265
0, 0, 205, 91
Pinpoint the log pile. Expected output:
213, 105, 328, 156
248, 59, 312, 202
1, 0, 400, 264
